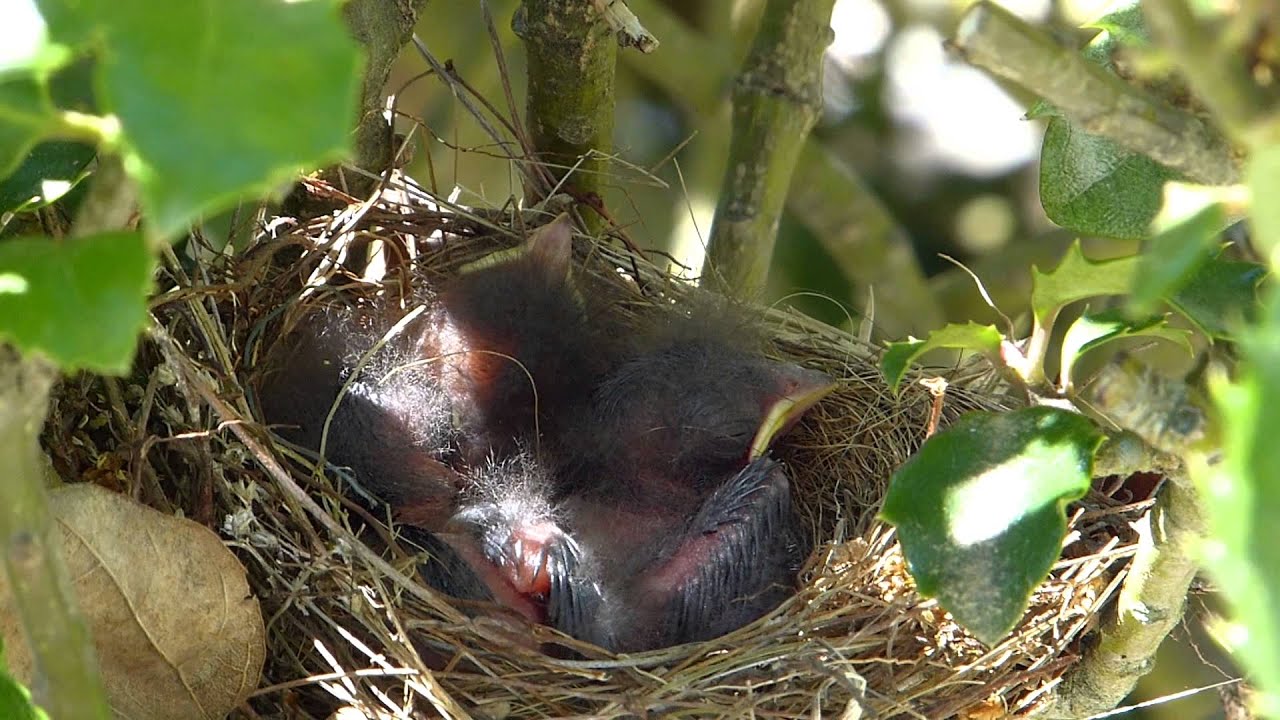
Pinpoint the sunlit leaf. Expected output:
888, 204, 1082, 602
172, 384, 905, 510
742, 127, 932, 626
1247, 144, 1280, 262
1129, 199, 1227, 315
881, 407, 1103, 645
881, 322, 1004, 393
1060, 309, 1193, 388
37, 0, 361, 237
0, 232, 154, 373
1197, 291, 1280, 716
1030, 242, 1140, 326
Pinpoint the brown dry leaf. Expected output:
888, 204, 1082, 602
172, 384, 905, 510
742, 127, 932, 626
0, 483, 265, 720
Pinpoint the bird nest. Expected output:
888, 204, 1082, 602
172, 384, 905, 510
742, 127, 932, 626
41, 174, 1146, 719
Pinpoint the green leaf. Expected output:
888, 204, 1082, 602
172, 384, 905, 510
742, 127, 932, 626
1129, 200, 1227, 315
0, 74, 57, 178
881, 322, 1005, 393
1197, 291, 1280, 716
1036, 5, 1176, 239
1059, 309, 1193, 389
880, 407, 1103, 645
1081, 3, 1148, 49
1167, 256, 1266, 339
0, 637, 47, 720
1247, 144, 1280, 262
1039, 119, 1177, 239
1030, 242, 1140, 326
0, 232, 154, 373
0, 140, 95, 212
38, 0, 361, 237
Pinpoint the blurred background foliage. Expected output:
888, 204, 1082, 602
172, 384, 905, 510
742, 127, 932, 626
389, 1, 1242, 717
393, 0, 1123, 339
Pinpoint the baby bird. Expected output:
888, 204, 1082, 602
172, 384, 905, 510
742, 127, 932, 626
554, 319, 834, 650
256, 215, 595, 527
429, 452, 615, 648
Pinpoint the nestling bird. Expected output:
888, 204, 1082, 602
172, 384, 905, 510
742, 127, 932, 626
560, 311, 835, 497
256, 298, 463, 527
256, 214, 596, 527
561, 456, 804, 651
552, 320, 833, 650
429, 451, 615, 648
423, 214, 607, 466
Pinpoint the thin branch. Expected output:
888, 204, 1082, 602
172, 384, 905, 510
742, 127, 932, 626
339, 0, 430, 197
950, 1, 1241, 185
703, 0, 837, 296
621, 0, 935, 332
517, 0, 618, 215
0, 347, 111, 720
1038, 464, 1204, 717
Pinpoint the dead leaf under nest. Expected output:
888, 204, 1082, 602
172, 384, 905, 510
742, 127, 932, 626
41, 175, 1147, 719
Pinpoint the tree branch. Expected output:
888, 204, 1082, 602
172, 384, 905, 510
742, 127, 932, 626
703, 0, 836, 296
517, 0, 618, 215
1038, 463, 1204, 717
339, 0, 430, 197
0, 347, 110, 720
951, 1, 1241, 185
1143, 2, 1275, 148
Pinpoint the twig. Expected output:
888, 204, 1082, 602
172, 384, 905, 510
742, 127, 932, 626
1038, 465, 1204, 717
703, 0, 836, 297
339, 0, 431, 197
0, 347, 111, 720
517, 0, 617, 215
950, 1, 1241, 185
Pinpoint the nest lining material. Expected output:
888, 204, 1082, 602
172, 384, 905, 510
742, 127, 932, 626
41, 175, 1146, 719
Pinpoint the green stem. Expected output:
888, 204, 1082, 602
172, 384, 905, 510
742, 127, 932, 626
0, 349, 110, 720
518, 0, 617, 221
703, 0, 836, 296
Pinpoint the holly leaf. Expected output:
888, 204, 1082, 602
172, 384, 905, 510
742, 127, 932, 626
1037, 3, 1178, 239
0, 139, 95, 212
1059, 309, 1193, 389
881, 407, 1103, 645
1167, 256, 1266, 339
1030, 242, 1140, 327
1129, 198, 1228, 316
1040, 120, 1177, 239
0, 232, 154, 373
881, 322, 1005, 393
